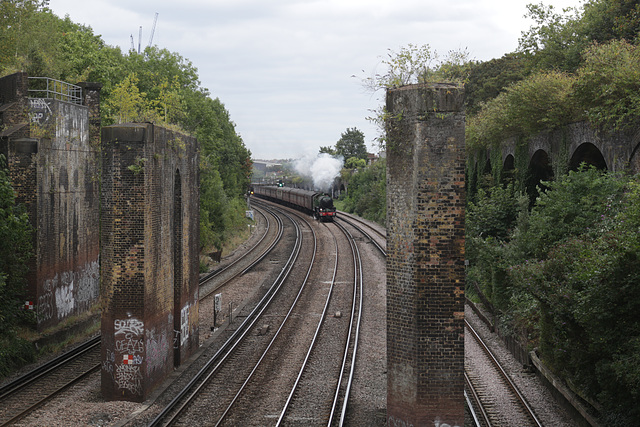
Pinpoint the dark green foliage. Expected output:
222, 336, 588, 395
468, 168, 639, 423
574, 39, 640, 131
0, 4, 252, 252
0, 332, 36, 377
339, 159, 386, 225
508, 179, 640, 424
467, 183, 519, 241
580, 0, 640, 44
334, 128, 368, 161
464, 53, 530, 115
516, 166, 625, 258
0, 156, 35, 377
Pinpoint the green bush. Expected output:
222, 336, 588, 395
340, 159, 386, 225
0, 156, 36, 378
575, 39, 640, 130
466, 70, 579, 148
514, 166, 625, 259
0, 331, 36, 378
507, 174, 640, 423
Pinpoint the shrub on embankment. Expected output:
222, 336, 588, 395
0, 158, 35, 377
466, 167, 640, 424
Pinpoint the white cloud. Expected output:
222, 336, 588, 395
48, 0, 584, 159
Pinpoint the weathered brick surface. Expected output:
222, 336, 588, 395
386, 83, 466, 427
0, 73, 101, 330
100, 123, 199, 402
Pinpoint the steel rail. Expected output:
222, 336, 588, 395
0, 335, 100, 399
336, 211, 386, 240
239, 201, 286, 275
198, 205, 279, 295
148, 207, 304, 427
465, 320, 543, 427
0, 338, 101, 426
275, 221, 339, 426
215, 207, 318, 426
465, 371, 492, 427
329, 220, 364, 426
335, 215, 386, 257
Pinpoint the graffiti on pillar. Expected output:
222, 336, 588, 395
114, 318, 144, 354
114, 318, 144, 395
388, 416, 414, 427
54, 281, 74, 319
75, 260, 99, 312
102, 348, 116, 380
37, 260, 100, 324
37, 280, 54, 322
146, 327, 169, 376
180, 304, 190, 345
29, 98, 53, 125
433, 420, 460, 427
115, 364, 142, 395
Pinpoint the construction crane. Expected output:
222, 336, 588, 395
147, 12, 159, 48
129, 13, 158, 55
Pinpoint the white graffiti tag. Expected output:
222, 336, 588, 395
115, 318, 144, 336
180, 305, 190, 345
55, 282, 75, 319
114, 318, 144, 355
115, 364, 142, 395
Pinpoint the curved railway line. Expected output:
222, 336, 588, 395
465, 320, 543, 427
0, 204, 281, 426
0, 337, 101, 426
150, 200, 367, 426
1, 203, 566, 426
148, 203, 310, 426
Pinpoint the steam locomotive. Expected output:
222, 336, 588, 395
252, 185, 337, 222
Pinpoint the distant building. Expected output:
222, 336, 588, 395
367, 152, 380, 165
252, 160, 282, 173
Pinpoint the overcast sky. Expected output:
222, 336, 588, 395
48, 0, 583, 160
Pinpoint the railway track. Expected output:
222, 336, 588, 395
339, 211, 544, 426
148, 204, 311, 426
199, 204, 281, 298
273, 215, 365, 426
335, 211, 386, 256
1, 204, 551, 426
0, 205, 280, 426
465, 320, 543, 427
0, 336, 101, 426
149, 201, 370, 426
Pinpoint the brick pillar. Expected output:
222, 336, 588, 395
386, 83, 466, 427
100, 123, 200, 401
78, 82, 102, 148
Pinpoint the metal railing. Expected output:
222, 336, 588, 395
27, 77, 82, 105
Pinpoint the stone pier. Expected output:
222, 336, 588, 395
386, 83, 466, 426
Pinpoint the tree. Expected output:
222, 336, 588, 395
517, 2, 585, 72
319, 146, 336, 156
339, 158, 386, 224
0, 156, 35, 376
574, 39, 640, 131
105, 73, 151, 124
464, 53, 530, 115
335, 127, 367, 161
345, 157, 366, 169
0, 1, 62, 78
579, 0, 640, 44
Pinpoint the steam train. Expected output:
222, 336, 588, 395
252, 185, 337, 222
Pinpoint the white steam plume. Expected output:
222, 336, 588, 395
294, 153, 343, 192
